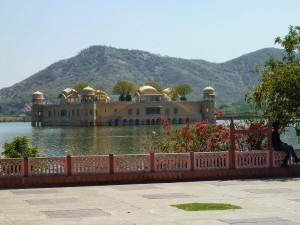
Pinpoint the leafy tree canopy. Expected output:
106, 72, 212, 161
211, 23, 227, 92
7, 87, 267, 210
1, 136, 40, 158
175, 83, 193, 101
144, 81, 163, 92
246, 25, 300, 127
112, 80, 137, 101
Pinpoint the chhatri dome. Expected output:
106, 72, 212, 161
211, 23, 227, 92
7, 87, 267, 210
32, 91, 45, 104
32, 91, 45, 101
95, 89, 110, 102
202, 84, 216, 100
134, 85, 162, 102
82, 86, 95, 97
136, 85, 160, 95
58, 88, 80, 100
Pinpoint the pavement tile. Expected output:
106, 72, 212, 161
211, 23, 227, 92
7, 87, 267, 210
220, 216, 300, 225
43, 209, 110, 218
112, 184, 162, 191
242, 188, 298, 194
25, 197, 80, 205
11, 189, 61, 195
2, 179, 300, 224
140, 192, 195, 199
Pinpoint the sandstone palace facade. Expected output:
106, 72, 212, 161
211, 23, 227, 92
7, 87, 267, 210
31, 85, 216, 127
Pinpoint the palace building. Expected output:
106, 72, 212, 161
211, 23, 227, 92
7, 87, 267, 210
31, 85, 216, 127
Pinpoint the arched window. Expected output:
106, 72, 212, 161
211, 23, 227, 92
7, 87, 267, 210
178, 118, 183, 124
135, 119, 140, 125
129, 119, 133, 125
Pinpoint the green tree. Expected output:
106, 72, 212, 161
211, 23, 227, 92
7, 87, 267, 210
1, 136, 40, 158
144, 81, 163, 92
246, 25, 300, 127
112, 81, 137, 101
175, 84, 193, 101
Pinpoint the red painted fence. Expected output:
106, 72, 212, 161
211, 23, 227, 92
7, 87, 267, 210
1, 120, 300, 188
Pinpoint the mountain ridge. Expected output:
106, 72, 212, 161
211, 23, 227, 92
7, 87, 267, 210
0, 46, 286, 114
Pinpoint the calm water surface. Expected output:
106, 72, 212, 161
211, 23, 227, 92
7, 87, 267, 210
0, 122, 164, 156
0, 122, 299, 157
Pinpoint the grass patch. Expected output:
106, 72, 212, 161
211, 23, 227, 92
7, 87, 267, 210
171, 203, 241, 211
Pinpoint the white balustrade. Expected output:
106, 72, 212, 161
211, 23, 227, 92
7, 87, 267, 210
194, 152, 228, 170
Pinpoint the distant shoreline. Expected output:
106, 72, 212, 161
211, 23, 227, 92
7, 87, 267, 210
0, 116, 31, 122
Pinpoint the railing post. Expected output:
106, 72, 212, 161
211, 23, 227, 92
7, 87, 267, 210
109, 154, 114, 174
267, 121, 273, 168
190, 151, 194, 171
67, 155, 72, 176
229, 118, 236, 169
150, 151, 155, 173
24, 157, 29, 177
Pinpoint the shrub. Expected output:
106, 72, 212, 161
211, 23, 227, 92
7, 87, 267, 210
1, 136, 40, 158
152, 117, 267, 153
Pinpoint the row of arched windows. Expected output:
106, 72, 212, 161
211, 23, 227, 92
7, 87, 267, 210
109, 118, 191, 126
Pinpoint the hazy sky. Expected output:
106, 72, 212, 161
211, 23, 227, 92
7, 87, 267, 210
0, 0, 299, 89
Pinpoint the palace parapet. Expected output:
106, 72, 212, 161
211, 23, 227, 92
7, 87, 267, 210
31, 85, 216, 127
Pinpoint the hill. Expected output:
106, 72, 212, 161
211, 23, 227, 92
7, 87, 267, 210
0, 46, 286, 114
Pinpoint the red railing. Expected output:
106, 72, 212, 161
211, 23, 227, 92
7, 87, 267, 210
1, 119, 300, 187
1, 150, 298, 178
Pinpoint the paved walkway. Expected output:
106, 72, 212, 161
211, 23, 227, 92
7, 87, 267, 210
1, 178, 300, 225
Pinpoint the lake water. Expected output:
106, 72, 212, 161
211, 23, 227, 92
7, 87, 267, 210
0, 122, 299, 157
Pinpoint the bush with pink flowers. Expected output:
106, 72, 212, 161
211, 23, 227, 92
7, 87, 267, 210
151, 116, 268, 153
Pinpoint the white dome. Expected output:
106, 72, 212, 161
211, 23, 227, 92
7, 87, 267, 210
59, 88, 79, 99
203, 85, 216, 95
137, 85, 159, 94
82, 86, 95, 96
32, 91, 45, 100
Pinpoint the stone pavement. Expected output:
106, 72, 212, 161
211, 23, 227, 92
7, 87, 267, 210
1, 178, 300, 225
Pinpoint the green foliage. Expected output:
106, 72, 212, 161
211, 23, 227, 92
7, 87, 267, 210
234, 119, 268, 151
275, 25, 300, 62
246, 25, 300, 128
154, 119, 230, 152
112, 80, 137, 101
217, 101, 261, 118
171, 203, 241, 211
152, 118, 267, 153
1, 136, 40, 158
175, 83, 193, 100
144, 81, 163, 92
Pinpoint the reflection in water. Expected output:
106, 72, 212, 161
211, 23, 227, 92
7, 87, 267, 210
0, 122, 299, 157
